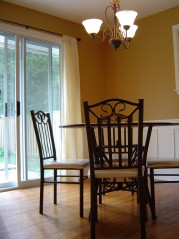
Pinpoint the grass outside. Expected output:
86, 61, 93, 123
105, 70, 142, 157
0, 147, 40, 174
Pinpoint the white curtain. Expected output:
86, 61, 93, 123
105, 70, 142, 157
61, 35, 84, 161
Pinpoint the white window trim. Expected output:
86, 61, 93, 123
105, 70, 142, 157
172, 24, 179, 95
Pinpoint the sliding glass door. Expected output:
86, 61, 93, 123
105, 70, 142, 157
0, 27, 62, 189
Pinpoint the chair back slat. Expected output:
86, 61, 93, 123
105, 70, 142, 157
31, 110, 56, 164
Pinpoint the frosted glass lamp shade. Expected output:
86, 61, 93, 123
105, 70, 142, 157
116, 10, 138, 27
127, 25, 138, 38
121, 24, 138, 38
82, 19, 103, 34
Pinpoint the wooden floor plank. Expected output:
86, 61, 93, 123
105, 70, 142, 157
0, 180, 179, 239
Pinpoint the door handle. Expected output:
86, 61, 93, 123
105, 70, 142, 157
5, 103, 7, 117
17, 101, 20, 116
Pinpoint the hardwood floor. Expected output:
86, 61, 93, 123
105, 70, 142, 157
0, 180, 179, 239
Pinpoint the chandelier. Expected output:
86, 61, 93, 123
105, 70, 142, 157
82, 0, 138, 50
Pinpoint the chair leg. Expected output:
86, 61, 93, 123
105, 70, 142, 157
98, 179, 102, 204
40, 171, 44, 214
138, 177, 146, 239
80, 169, 84, 218
90, 179, 98, 239
144, 175, 157, 220
54, 169, 57, 205
91, 215, 96, 239
150, 168, 156, 214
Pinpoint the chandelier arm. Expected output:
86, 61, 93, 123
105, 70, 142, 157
94, 30, 111, 45
105, 3, 122, 39
105, 5, 115, 38
113, 3, 120, 39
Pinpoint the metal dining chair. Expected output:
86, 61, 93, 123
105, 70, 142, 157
31, 110, 89, 217
83, 98, 155, 239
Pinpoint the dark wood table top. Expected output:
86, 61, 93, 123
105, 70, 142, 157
59, 121, 179, 128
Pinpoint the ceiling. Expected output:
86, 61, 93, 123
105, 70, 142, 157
3, 0, 179, 24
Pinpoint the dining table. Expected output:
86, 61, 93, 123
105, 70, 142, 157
59, 121, 179, 162
59, 121, 179, 179
59, 121, 179, 176
59, 121, 179, 219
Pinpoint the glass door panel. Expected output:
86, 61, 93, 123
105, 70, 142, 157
0, 33, 17, 188
21, 39, 61, 181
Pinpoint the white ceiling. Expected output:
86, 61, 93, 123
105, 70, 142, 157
3, 0, 179, 24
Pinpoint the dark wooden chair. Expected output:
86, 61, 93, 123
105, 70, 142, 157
83, 98, 155, 239
31, 110, 89, 217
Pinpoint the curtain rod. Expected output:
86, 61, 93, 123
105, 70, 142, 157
0, 18, 81, 41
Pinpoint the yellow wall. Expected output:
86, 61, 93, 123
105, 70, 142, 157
104, 7, 179, 120
0, 1, 106, 113
1, 1, 179, 120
